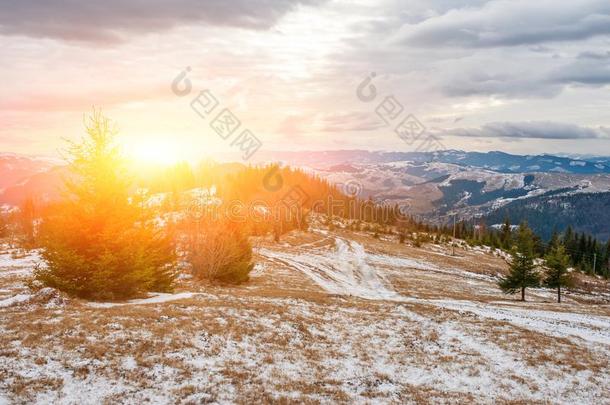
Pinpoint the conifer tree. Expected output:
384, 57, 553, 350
398, 230, 406, 244
500, 216, 512, 249
603, 239, 610, 278
36, 111, 177, 300
0, 212, 7, 238
543, 244, 573, 303
498, 221, 539, 301
563, 226, 576, 262
18, 197, 37, 245
548, 229, 560, 251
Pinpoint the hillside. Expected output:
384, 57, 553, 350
265, 151, 610, 240
3, 150, 610, 240
1, 220, 609, 403
485, 192, 610, 241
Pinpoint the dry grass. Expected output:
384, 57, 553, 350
0, 232, 609, 404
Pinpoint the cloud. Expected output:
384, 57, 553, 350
444, 122, 610, 139
441, 71, 562, 98
0, 0, 324, 44
276, 111, 385, 137
437, 49, 610, 98
395, 0, 610, 48
0, 83, 168, 112
578, 50, 610, 60
317, 112, 386, 132
549, 59, 610, 86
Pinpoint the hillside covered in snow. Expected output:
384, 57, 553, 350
1, 222, 609, 403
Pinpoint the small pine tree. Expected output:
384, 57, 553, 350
603, 239, 610, 279
36, 111, 177, 300
0, 212, 7, 238
18, 197, 37, 246
498, 221, 539, 301
273, 222, 282, 243
543, 245, 573, 303
398, 231, 406, 244
297, 211, 309, 232
548, 229, 560, 251
500, 216, 512, 250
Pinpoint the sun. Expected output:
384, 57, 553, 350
124, 138, 184, 166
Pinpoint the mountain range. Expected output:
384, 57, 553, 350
252, 150, 610, 240
2, 150, 610, 240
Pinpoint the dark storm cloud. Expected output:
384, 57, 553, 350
0, 0, 324, 43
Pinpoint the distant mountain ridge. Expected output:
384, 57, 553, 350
251, 149, 610, 175
2, 150, 610, 239
252, 150, 610, 240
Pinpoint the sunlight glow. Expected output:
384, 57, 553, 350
124, 138, 184, 165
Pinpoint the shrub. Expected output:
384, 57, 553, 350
186, 219, 253, 284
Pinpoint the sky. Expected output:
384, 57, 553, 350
1, 0, 610, 161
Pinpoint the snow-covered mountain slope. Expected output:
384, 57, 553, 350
313, 160, 610, 214
0, 154, 58, 190
252, 150, 610, 175
248, 150, 610, 223
2, 149, 609, 238
2, 229, 609, 403
292, 151, 610, 238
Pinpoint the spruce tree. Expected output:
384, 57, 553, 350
36, 111, 177, 300
563, 226, 576, 263
18, 197, 37, 246
543, 245, 573, 303
603, 239, 610, 278
500, 216, 512, 249
498, 221, 539, 301
548, 229, 560, 251
0, 212, 7, 238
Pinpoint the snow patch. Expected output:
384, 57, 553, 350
260, 238, 401, 301
429, 299, 610, 346
87, 292, 203, 308
0, 293, 32, 308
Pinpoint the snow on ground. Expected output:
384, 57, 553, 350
258, 236, 610, 349
0, 293, 32, 308
0, 248, 42, 272
260, 237, 496, 298
1, 237, 609, 403
86, 292, 206, 308
259, 238, 402, 300
430, 299, 610, 345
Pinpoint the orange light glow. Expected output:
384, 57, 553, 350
124, 138, 185, 165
